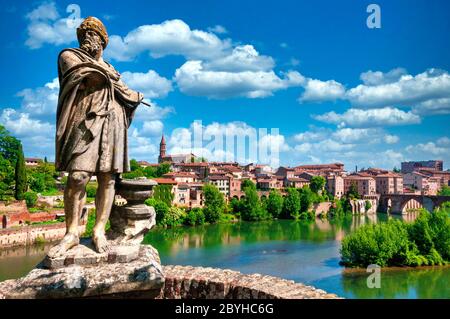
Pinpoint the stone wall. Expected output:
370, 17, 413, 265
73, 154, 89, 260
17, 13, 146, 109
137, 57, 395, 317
160, 265, 340, 299
0, 223, 86, 248
0, 200, 27, 213
350, 199, 377, 214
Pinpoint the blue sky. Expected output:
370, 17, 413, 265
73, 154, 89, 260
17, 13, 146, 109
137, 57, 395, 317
0, 0, 449, 170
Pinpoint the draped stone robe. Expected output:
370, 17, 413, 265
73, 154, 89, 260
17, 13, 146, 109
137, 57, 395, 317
55, 48, 142, 173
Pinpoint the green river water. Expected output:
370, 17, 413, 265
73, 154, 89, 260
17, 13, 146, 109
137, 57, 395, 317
0, 213, 449, 299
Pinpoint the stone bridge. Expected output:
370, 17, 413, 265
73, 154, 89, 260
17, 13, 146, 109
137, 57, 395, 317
379, 194, 450, 214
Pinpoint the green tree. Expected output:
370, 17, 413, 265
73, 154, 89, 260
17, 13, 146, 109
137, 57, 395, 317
152, 184, 174, 206
14, 143, 27, 200
267, 189, 283, 218
156, 162, 171, 177
130, 159, 140, 171
0, 124, 21, 162
0, 125, 21, 199
438, 185, 450, 196
310, 175, 326, 193
283, 188, 301, 219
241, 179, 255, 190
203, 183, 225, 223
347, 182, 360, 199
298, 187, 314, 213
23, 191, 38, 208
240, 181, 267, 221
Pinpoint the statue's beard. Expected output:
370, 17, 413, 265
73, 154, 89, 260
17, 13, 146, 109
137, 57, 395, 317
80, 37, 102, 58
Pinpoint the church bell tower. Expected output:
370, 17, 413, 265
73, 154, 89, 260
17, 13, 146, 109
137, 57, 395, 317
158, 134, 166, 163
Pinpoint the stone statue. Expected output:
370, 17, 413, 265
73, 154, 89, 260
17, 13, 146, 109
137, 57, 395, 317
48, 17, 145, 257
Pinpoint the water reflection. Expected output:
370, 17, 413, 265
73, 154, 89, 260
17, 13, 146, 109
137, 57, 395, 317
341, 266, 450, 299
0, 243, 53, 282
0, 212, 448, 298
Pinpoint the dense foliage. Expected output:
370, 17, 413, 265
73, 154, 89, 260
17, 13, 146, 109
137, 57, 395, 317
122, 160, 171, 179
239, 180, 269, 221
438, 185, 450, 196
152, 184, 174, 206
202, 183, 225, 223
0, 125, 21, 200
266, 189, 283, 218
14, 143, 27, 200
341, 206, 450, 267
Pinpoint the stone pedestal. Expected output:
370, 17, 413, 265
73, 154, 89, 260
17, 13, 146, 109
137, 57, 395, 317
107, 178, 157, 245
0, 245, 164, 299
11, 178, 165, 298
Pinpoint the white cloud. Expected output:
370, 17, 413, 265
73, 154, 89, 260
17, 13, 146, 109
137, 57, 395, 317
437, 137, 450, 146
106, 19, 232, 61
0, 108, 54, 137
25, 2, 83, 49
203, 45, 275, 72
16, 78, 59, 115
384, 134, 399, 144
141, 120, 163, 136
359, 68, 407, 86
346, 68, 450, 109
332, 128, 377, 144
131, 103, 174, 122
405, 142, 448, 156
412, 97, 450, 115
165, 121, 288, 166
128, 128, 159, 158
299, 78, 346, 102
174, 61, 304, 99
0, 108, 55, 158
313, 107, 421, 128
120, 69, 172, 99
207, 25, 228, 34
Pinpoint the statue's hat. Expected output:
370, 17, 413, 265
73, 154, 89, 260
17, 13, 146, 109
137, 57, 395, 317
77, 16, 108, 49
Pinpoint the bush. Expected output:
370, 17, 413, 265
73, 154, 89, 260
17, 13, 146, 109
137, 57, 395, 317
86, 184, 97, 198
267, 189, 283, 218
282, 188, 300, 219
341, 219, 411, 267
240, 181, 268, 221
203, 184, 225, 223
24, 191, 38, 208
340, 209, 450, 267
145, 198, 169, 225
184, 208, 205, 226
163, 207, 186, 228
365, 200, 372, 212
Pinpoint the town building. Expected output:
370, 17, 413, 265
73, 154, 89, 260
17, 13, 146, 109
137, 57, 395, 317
344, 175, 376, 196
401, 160, 443, 173
326, 175, 344, 199
359, 168, 403, 195
25, 157, 42, 167
403, 171, 440, 195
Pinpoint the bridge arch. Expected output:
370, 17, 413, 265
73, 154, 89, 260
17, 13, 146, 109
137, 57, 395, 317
400, 198, 423, 213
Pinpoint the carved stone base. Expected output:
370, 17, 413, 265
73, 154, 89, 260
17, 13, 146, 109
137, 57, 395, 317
42, 238, 141, 269
0, 245, 164, 299
107, 204, 156, 245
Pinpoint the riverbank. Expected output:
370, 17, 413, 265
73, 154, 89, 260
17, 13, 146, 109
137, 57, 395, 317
0, 223, 85, 248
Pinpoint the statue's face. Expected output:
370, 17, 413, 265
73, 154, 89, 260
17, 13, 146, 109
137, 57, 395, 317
79, 30, 103, 58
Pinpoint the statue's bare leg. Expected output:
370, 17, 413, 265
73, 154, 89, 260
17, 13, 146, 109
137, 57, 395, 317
92, 172, 116, 253
48, 171, 91, 257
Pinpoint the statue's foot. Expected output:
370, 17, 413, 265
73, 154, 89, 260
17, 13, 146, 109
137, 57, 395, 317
47, 233, 79, 258
93, 232, 110, 254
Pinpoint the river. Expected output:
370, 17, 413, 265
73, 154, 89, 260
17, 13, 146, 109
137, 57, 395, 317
0, 214, 449, 299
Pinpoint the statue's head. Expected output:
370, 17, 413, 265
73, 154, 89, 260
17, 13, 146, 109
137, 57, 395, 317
77, 17, 108, 58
